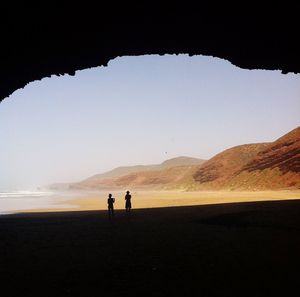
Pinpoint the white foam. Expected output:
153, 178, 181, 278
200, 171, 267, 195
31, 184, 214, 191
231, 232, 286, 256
0, 191, 54, 199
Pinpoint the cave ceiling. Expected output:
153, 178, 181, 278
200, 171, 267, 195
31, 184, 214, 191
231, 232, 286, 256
0, 3, 299, 102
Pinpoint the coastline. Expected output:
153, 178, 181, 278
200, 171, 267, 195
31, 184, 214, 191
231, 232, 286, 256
18, 190, 300, 213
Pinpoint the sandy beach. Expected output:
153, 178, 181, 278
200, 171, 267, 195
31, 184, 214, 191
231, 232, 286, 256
21, 190, 300, 213
1, 198, 300, 297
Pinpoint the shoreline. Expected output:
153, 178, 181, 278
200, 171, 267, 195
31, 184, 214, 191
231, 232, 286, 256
15, 190, 300, 214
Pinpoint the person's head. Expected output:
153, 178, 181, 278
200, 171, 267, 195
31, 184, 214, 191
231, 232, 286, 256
126, 191, 130, 194
109, 193, 112, 198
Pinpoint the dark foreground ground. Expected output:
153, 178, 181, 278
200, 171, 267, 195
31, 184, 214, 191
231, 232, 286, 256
1, 200, 300, 297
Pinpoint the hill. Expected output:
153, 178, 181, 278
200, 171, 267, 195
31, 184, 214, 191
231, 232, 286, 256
193, 127, 300, 190
70, 156, 205, 190
60, 128, 300, 191
192, 143, 269, 189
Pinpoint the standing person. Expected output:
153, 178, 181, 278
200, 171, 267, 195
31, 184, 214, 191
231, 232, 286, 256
107, 193, 115, 218
125, 190, 132, 212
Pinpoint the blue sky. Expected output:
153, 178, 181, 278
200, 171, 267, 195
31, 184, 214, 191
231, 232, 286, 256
0, 54, 299, 190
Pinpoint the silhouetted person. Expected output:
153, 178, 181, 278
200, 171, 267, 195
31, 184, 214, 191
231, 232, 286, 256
125, 190, 132, 212
107, 193, 115, 218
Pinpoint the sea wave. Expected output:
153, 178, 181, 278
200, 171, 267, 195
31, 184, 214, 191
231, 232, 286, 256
0, 191, 54, 199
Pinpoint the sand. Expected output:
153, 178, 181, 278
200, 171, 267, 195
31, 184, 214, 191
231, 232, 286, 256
21, 190, 300, 213
1, 198, 300, 297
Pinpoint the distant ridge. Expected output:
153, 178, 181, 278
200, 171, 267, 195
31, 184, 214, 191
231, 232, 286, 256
160, 156, 206, 168
51, 127, 300, 191
83, 156, 204, 180
69, 156, 206, 190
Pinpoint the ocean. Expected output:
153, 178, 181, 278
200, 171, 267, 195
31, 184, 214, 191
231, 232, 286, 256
0, 190, 78, 215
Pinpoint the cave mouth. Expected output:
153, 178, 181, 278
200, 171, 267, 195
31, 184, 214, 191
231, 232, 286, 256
1, 3, 300, 103
0, 54, 299, 213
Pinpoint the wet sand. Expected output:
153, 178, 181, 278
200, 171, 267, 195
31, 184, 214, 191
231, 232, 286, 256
1, 198, 300, 297
20, 190, 300, 213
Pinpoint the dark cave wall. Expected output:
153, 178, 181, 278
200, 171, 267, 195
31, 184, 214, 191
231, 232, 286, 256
1, 2, 299, 102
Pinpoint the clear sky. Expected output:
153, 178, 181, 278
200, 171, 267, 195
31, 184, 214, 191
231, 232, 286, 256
0, 54, 299, 190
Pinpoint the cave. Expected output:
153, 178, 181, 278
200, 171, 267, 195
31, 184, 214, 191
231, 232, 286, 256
1, 3, 299, 102
1, 4, 300, 297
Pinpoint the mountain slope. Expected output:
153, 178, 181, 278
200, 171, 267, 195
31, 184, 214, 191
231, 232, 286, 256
193, 143, 269, 189
70, 156, 205, 190
193, 127, 300, 190
71, 166, 200, 190
160, 156, 206, 168
66, 127, 300, 191
241, 127, 300, 174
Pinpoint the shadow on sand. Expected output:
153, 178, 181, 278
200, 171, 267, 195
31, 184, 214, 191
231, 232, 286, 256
1, 199, 300, 297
